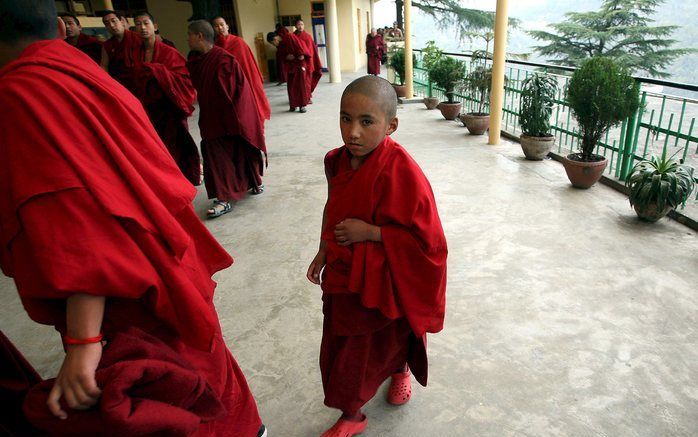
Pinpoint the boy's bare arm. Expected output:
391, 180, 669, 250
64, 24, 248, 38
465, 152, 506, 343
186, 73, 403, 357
47, 294, 105, 419
334, 218, 381, 246
307, 174, 331, 284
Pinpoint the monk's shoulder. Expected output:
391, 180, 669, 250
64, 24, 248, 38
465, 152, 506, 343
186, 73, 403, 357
324, 146, 345, 174
381, 140, 431, 187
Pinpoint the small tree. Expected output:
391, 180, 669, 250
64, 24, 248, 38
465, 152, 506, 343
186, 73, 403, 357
567, 57, 641, 162
421, 40, 443, 71
388, 46, 416, 86
519, 74, 558, 137
529, 0, 694, 78
428, 56, 466, 104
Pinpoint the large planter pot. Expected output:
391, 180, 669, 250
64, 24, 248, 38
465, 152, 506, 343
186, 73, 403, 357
461, 113, 490, 135
423, 96, 440, 110
633, 203, 672, 222
438, 102, 462, 120
393, 84, 407, 98
520, 135, 554, 161
562, 154, 608, 188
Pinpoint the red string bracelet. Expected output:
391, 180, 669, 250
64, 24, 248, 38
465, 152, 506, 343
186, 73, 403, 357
63, 333, 104, 345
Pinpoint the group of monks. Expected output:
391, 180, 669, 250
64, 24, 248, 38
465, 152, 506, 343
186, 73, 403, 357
0, 2, 447, 437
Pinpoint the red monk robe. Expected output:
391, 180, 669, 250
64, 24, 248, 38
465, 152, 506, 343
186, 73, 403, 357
103, 29, 142, 91
294, 29, 323, 94
319, 136, 448, 413
130, 39, 201, 186
187, 46, 266, 202
0, 40, 261, 436
283, 31, 312, 109
67, 32, 102, 64
275, 27, 289, 84
216, 33, 271, 122
365, 34, 384, 75
1, 331, 42, 436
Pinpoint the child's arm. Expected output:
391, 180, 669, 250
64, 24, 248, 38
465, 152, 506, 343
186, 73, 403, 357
334, 218, 382, 246
47, 294, 105, 419
307, 169, 331, 285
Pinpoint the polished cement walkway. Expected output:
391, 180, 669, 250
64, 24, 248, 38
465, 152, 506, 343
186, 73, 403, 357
2, 70, 697, 437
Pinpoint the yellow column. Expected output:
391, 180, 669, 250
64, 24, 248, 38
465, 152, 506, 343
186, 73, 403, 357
325, 0, 342, 83
102, 0, 114, 10
488, 0, 509, 145
404, 0, 413, 97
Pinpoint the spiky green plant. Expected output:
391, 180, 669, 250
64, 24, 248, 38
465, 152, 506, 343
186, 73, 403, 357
519, 73, 558, 137
626, 154, 695, 213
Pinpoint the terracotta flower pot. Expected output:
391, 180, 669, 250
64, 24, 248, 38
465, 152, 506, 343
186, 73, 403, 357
520, 135, 554, 161
438, 102, 461, 120
461, 113, 490, 135
561, 154, 608, 188
633, 203, 672, 222
423, 96, 440, 110
393, 84, 407, 98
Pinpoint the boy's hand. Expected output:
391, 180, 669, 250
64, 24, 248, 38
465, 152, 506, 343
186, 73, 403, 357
47, 343, 103, 419
334, 219, 381, 246
307, 248, 326, 285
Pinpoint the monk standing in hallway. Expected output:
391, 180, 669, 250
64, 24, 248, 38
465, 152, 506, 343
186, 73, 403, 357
100, 10, 140, 90
293, 19, 323, 98
187, 20, 266, 219
212, 16, 271, 123
307, 76, 447, 437
284, 19, 322, 113
59, 13, 102, 63
365, 28, 384, 76
0, 2, 265, 435
130, 11, 201, 185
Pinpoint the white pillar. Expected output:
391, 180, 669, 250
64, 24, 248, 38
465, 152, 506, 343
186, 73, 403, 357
404, 0, 413, 97
325, 0, 342, 83
488, 0, 509, 145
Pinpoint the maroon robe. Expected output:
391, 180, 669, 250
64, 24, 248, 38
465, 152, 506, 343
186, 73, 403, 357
294, 30, 323, 94
319, 136, 448, 413
103, 29, 142, 91
187, 46, 266, 202
67, 32, 102, 64
0, 40, 261, 436
365, 34, 384, 75
131, 40, 201, 186
283, 31, 312, 109
0, 331, 42, 436
275, 27, 289, 83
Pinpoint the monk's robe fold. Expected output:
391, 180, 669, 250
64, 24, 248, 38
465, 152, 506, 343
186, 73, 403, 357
24, 328, 226, 436
187, 46, 266, 201
132, 40, 201, 186
68, 33, 102, 64
103, 29, 142, 90
295, 30, 323, 93
216, 34, 271, 121
0, 40, 226, 352
365, 35, 384, 75
319, 136, 446, 412
283, 32, 312, 108
1, 331, 42, 436
0, 40, 262, 436
321, 136, 448, 339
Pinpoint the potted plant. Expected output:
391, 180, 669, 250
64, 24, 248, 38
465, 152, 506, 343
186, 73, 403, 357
428, 56, 466, 120
460, 61, 493, 135
518, 73, 558, 160
626, 154, 695, 222
388, 46, 415, 98
564, 57, 640, 188
421, 41, 443, 110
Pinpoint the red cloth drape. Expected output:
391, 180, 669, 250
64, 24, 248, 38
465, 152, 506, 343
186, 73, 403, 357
321, 136, 448, 339
0, 331, 42, 436
283, 32, 312, 108
0, 40, 229, 351
216, 34, 271, 121
103, 30, 142, 90
294, 30, 323, 93
68, 33, 102, 64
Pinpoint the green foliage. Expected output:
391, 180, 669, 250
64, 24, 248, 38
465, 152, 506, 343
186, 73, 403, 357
566, 57, 640, 161
464, 65, 492, 114
519, 73, 558, 137
626, 154, 696, 212
388, 46, 416, 85
428, 56, 466, 104
528, 0, 695, 78
421, 41, 443, 71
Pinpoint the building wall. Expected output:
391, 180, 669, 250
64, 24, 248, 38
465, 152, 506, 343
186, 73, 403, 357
278, 0, 313, 31
235, 0, 276, 67
335, 0, 370, 72
147, 0, 193, 56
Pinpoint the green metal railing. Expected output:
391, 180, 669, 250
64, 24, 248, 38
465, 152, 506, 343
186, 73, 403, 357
412, 50, 698, 209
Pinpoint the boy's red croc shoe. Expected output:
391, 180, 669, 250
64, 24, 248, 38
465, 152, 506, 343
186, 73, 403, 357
387, 370, 412, 405
320, 416, 368, 437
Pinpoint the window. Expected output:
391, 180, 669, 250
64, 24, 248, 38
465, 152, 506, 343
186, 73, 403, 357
280, 15, 302, 27
55, 0, 93, 16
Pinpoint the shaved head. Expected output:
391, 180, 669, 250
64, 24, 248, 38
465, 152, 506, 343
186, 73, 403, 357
342, 75, 397, 120
0, 0, 57, 43
189, 19, 215, 44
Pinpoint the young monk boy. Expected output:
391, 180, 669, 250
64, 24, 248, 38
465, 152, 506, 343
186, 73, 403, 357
306, 75, 448, 437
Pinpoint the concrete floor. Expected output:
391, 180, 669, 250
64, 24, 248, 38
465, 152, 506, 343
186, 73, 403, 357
2, 69, 698, 437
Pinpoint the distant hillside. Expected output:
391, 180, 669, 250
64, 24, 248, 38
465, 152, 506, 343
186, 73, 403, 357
376, 0, 697, 85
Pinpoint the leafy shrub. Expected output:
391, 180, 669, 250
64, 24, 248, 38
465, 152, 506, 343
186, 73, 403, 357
428, 56, 466, 104
519, 73, 558, 137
